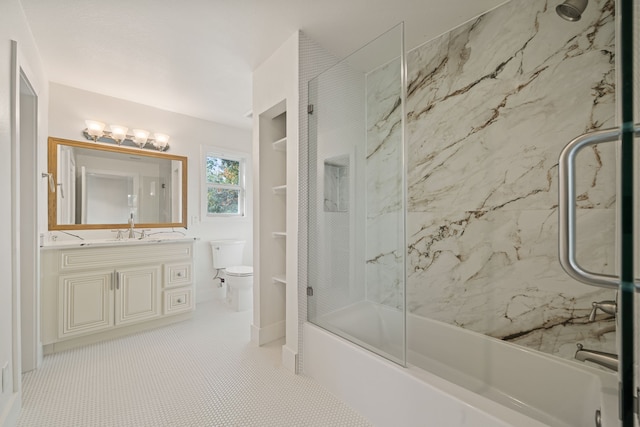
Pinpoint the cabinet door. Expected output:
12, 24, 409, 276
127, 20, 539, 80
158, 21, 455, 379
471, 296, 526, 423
115, 266, 161, 326
59, 270, 114, 338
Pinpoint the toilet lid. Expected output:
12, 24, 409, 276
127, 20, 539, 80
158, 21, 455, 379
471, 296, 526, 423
226, 265, 253, 277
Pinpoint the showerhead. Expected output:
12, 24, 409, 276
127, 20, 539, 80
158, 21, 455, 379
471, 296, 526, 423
556, 0, 588, 22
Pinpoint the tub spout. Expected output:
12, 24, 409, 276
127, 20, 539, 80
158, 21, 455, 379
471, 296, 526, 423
575, 343, 618, 371
588, 300, 616, 322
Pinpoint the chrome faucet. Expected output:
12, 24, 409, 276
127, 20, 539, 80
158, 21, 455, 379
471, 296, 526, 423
575, 343, 618, 371
128, 213, 135, 239
588, 300, 617, 322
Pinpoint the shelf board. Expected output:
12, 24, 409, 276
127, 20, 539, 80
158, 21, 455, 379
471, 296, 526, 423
272, 185, 287, 195
272, 232, 286, 238
272, 275, 286, 284
272, 137, 287, 152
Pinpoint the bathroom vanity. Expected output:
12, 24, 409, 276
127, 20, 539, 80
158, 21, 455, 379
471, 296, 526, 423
40, 239, 195, 354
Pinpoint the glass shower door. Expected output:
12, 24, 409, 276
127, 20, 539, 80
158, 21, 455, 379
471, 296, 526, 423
559, 1, 637, 424
307, 24, 406, 365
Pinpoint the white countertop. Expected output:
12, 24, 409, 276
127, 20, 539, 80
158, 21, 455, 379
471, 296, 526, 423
40, 236, 198, 250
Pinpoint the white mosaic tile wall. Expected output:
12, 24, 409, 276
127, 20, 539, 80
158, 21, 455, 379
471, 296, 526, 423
297, 32, 339, 373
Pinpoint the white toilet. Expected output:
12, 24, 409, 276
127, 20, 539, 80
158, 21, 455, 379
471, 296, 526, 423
209, 240, 253, 311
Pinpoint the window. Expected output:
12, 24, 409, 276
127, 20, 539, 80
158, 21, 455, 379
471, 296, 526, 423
205, 152, 245, 216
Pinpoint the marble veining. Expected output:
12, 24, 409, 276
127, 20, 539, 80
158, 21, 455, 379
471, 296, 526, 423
40, 236, 197, 250
407, 0, 615, 215
365, 56, 405, 309
395, 0, 617, 360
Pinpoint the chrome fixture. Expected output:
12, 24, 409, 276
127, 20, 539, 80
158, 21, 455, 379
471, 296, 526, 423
128, 213, 136, 239
112, 229, 126, 240
558, 124, 640, 288
82, 119, 170, 151
575, 343, 618, 371
110, 124, 128, 144
41, 172, 55, 192
556, 0, 588, 21
588, 300, 616, 322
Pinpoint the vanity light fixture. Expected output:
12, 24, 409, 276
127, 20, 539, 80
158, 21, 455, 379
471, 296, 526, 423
85, 120, 106, 141
110, 124, 128, 144
132, 129, 150, 148
82, 120, 171, 151
153, 133, 170, 151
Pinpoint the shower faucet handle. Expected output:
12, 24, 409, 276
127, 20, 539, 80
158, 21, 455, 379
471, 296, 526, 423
588, 300, 617, 322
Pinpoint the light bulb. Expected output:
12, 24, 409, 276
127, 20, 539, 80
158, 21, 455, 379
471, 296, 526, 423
110, 125, 128, 144
153, 133, 170, 151
85, 120, 105, 140
133, 129, 150, 148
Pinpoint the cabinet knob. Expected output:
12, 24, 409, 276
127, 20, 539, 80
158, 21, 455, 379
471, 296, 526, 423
177, 298, 183, 303
177, 272, 182, 277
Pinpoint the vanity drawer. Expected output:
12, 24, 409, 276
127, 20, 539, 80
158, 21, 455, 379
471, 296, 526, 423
163, 262, 192, 288
164, 288, 193, 315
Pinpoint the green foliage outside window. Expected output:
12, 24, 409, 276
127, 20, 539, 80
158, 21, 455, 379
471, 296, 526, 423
206, 156, 242, 215
206, 157, 239, 185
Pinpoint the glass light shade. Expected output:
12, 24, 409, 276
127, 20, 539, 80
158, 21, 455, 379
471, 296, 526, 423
85, 120, 106, 138
133, 129, 150, 147
153, 133, 170, 151
110, 125, 128, 143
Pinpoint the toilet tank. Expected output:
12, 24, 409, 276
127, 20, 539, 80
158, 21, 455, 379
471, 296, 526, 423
210, 240, 245, 269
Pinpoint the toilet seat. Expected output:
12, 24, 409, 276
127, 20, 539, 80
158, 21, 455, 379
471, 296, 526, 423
226, 265, 253, 277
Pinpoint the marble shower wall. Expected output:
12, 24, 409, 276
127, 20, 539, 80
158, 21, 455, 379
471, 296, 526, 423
397, 0, 617, 359
365, 56, 405, 307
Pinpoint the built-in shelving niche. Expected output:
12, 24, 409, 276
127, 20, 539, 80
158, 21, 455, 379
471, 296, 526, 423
257, 100, 288, 346
272, 185, 287, 195
272, 137, 287, 152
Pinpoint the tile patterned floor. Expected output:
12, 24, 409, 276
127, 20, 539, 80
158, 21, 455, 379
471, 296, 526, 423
17, 299, 372, 427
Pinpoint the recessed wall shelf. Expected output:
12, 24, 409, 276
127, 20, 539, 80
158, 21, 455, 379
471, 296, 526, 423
272, 185, 287, 195
272, 137, 287, 152
272, 275, 287, 285
256, 99, 291, 358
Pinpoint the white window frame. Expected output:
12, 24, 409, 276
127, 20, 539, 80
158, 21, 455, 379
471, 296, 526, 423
202, 148, 247, 218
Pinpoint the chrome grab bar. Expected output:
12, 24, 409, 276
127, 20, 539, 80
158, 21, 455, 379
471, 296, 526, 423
558, 124, 640, 289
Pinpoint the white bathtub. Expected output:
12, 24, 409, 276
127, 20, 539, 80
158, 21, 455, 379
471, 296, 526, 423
304, 301, 618, 427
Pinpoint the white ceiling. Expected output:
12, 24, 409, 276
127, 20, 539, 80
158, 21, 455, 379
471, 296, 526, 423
19, 0, 507, 129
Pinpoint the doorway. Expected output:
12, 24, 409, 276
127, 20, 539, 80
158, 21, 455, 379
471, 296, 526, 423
19, 69, 39, 374
11, 40, 40, 384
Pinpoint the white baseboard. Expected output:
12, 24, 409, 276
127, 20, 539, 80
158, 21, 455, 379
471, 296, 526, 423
250, 323, 260, 345
0, 392, 21, 427
37, 341, 43, 368
250, 320, 285, 346
281, 344, 298, 373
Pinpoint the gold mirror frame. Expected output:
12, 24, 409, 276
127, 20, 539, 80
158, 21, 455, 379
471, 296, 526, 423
48, 136, 188, 230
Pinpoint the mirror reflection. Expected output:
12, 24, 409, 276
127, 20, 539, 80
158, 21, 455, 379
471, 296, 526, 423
48, 137, 187, 230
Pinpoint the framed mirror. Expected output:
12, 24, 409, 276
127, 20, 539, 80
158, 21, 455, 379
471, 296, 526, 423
48, 137, 188, 230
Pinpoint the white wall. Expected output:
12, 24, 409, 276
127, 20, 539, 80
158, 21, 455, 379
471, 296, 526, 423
48, 83, 252, 303
0, 0, 49, 425
252, 32, 299, 371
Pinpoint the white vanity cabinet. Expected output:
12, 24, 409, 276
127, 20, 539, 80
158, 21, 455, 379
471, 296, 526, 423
42, 240, 195, 353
